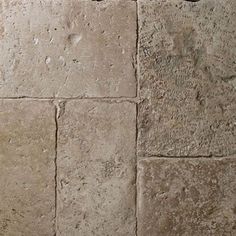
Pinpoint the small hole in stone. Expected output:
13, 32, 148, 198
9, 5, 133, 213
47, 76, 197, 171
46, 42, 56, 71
185, 0, 200, 2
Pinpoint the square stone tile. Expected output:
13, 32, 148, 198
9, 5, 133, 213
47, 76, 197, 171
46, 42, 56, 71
138, 0, 236, 156
138, 157, 236, 236
57, 101, 136, 235
0, 0, 136, 98
0, 100, 55, 235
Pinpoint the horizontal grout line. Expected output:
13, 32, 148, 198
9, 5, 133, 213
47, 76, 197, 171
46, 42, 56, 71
0, 96, 140, 103
138, 155, 236, 160
140, 155, 214, 158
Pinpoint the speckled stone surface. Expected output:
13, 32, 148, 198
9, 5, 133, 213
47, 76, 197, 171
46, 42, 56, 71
138, 157, 236, 236
57, 101, 136, 236
138, 0, 236, 157
0, 101, 55, 236
0, 0, 136, 98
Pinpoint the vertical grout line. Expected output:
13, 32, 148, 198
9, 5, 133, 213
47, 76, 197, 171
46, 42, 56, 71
135, 0, 139, 235
136, 5, 140, 100
54, 103, 59, 236
135, 103, 139, 236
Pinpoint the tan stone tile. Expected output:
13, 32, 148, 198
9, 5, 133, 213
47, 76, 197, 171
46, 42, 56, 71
57, 101, 136, 235
0, 100, 55, 235
0, 0, 136, 98
138, 157, 236, 236
138, 0, 236, 156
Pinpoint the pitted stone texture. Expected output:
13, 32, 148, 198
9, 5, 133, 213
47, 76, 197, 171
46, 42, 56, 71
138, 158, 236, 236
0, 101, 55, 236
57, 101, 136, 236
0, 0, 136, 98
138, 0, 236, 156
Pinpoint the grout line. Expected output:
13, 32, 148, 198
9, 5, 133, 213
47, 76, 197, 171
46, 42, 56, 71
0, 96, 139, 103
0, 96, 138, 100
135, 104, 138, 236
135, 0, 139, 235
54, 103, 59, 236
138, 155, 236, 160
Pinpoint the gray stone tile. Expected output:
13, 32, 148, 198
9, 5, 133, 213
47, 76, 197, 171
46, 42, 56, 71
0, 0, 136, 98
0, 100, 55, 235
57, 101, 136, 235
138, 157, 236, 236
138, 0, 236, 156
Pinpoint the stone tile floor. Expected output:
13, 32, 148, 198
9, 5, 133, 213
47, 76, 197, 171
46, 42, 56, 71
0, 0, 235, 235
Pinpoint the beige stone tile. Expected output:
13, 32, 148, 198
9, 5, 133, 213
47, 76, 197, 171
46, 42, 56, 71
138, 157, 236, 236
0, 100, 55, 235
0, 0, 136, 98
138, 0, 236, 156
57, 101, 136, 235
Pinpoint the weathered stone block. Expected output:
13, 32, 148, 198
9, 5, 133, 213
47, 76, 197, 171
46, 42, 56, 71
0, 0, 136, 98
57, 101, 136, 235
138, 157, 236, 236
138, 0, 236, 156
0, 101, 55, 235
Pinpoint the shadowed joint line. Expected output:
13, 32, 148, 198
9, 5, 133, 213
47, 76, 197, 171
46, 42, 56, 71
138, 155, 236, 160
0, 96, 139, 103
54, 104, 59, 236
135, 0, 139, 235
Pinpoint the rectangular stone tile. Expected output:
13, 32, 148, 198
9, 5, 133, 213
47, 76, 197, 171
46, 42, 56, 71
138, 157, 236, 236
0, 0, 136, 98
0, 101, 55, 235
57, 101, 136, 235
138, 0, 236, 156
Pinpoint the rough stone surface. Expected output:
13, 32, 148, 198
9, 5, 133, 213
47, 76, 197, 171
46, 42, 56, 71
57, 101, 136, 236
138, 157, 236, 236
138, 0, 236, 157
0, 0, 136, 98
0, 101, 55, 236
1, 0, 236, 235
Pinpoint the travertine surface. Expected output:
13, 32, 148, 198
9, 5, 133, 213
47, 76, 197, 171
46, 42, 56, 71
138, 157, 236, 236
138, 0, 236, 156
0, 101, 55, 236
0, 0, 136, 98
57, 101, 136, 235
1, 0, 236, 235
